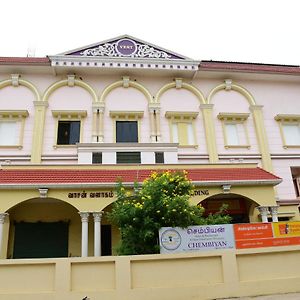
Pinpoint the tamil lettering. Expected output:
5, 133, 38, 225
68, 191, 114, 199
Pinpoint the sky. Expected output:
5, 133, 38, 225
1, 0, 299, 65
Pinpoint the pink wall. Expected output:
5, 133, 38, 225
104, 86, 149, 143
43, 86, 93, 155
160, 88, 207, 154
0, 71, 299, 201
0, 85, 35, 156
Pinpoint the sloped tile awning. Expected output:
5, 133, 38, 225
0, 167, 281, 188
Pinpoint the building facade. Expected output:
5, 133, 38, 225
0, 35, 299, 259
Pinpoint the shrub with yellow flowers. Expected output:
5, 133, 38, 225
108, 171, 231, 255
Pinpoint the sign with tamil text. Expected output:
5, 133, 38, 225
159, 224, 235, 254
67, 191, 114, 199
234, 222, 300, 249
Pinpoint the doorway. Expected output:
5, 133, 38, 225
13, 221, 69, 258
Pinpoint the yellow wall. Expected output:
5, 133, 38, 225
1, 246, 300, 299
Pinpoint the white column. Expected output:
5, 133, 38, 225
93, 212, 103, 256
79, 212, 89, 257
0, 213, 8, 257
257, 206, 269, 223
270, 206, 279, 222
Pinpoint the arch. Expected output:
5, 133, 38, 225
6, 198, 81, 259
155, 81, 206, 104
0, 78, 41, 101
99, 79, 153, 104
199, 193, 260, 223
4, 196, 80, 213
207, 81, 256, 105
42, 78, 98, 103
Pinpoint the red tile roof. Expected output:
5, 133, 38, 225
0, 167, 281, 186
0, 57, 50, 65
199, 61, 300, 75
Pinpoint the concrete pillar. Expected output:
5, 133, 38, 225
257, 206, 269, 223
79, 212, 89, 257
270, 206, 279, 222
0, 213, 8, 257
93, 212, 103, 256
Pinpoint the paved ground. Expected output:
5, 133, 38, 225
221, 292, 300, 299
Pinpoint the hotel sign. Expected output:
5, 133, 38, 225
159, 224, 235, 254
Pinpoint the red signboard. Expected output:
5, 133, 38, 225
236, 236, 300, 249
234, 223, 273, 240
234, 222, 300, 249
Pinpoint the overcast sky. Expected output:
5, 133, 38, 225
1, 0, 299, 65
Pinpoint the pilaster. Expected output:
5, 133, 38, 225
31, 101, 49, 163
250, 105, 273, 172
200, 104, 218, 163
92, 103, 105, 143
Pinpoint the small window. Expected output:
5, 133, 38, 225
282, 124, 300, 145
52, 110, 87, 148
0, 122, 18, 145
218, 113, 250, 149
116, 152, 141, 164
275, 114, 300, 148
116, 121, 138, 143
165, 111, 198, 147
172, 122, 195, 145
0, 110, 28, 148
57, 121, 80, 145
110, 111, 143, 144
155, 152, 164, 164
92, 152, 102, 164
224, 123, 248, 146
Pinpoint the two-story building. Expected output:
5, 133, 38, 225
0, 35, 299, 259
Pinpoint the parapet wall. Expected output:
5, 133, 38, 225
0, 246, 300, 300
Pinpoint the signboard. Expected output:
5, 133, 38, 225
67, 191, 114, 199
273, 222, 300, 237
159, 224, 235, 254
234, 222, 300, 249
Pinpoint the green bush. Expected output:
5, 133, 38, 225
108, 170, 231, 255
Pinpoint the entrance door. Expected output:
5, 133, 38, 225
101, 225, 112, 256
13, 221, 69, 258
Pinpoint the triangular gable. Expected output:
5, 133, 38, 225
59, 34, 191, 60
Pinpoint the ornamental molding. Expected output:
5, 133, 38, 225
79, 39, 173, 59
49, 55, 199, 72
92, 212, 103, 222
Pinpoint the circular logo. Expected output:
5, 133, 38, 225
160, 229, 181, 251
116, 39, 137, 56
